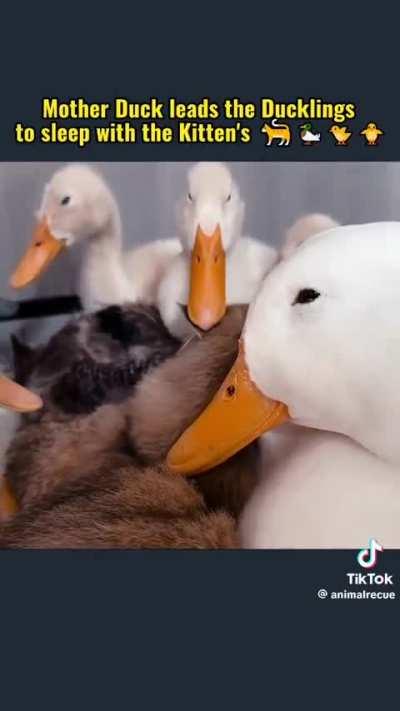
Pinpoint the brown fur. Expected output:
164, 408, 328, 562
1, 305, 257, 548
0, 457, 236, 549
3, 404, 236, 548
126, 305, 259, 516
127, 305, 247, 461
6, 404, 128, 507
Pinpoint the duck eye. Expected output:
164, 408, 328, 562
61, 196, 71, 206
187, 193, 193, 202
226, 194, 231, 203
293, 288, 320, 305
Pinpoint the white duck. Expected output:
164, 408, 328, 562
10, 164, 181, 311
168, 222, 400, 548
158, 162, 278, 339
281, 213, 339, 259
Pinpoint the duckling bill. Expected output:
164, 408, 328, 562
167, 342, 288, 474
0, 375, 42, 521
10, 220, 66, 288
0, 374, 42, 413
188, 225, 226, 331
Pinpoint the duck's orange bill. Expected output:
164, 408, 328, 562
167, 342, 289, 475
0, 376, 41, 520
10, 220, 65, 289
187, 225, 226, 331
0, 374, 43, 412
0, 479, 18, 521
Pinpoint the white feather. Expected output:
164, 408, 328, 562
241, 426, 400, 549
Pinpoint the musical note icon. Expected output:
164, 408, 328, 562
357, 538, 383, 569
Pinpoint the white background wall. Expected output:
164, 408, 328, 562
1, 161, 399, 357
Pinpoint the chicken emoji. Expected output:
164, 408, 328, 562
360, 122, 384, 146
299, 123, 321, 145
329, 125, 352, 146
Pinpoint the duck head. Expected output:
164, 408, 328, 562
168, 222, 400, 473
10, 164, 117, 289
177, 162, 245, 331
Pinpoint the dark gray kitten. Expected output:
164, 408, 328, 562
12, 304, 181, 417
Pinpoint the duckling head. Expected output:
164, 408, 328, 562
282, 213, 339, 258
176, 162, 245, 331
11, 164, 117, 289
177, 162, 244, 252
168, 222, 400, 472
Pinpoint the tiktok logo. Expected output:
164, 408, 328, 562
357, 538, 383, 569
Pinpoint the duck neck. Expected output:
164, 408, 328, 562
80, 200, 135, 311
87, 201, 123, 256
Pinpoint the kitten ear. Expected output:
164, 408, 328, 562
10, 335, 38, 385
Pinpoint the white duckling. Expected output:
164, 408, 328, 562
10, 164, 181, 311
282, 213, 339, 259
158, 162, 278, 339
168, 222, 400, 548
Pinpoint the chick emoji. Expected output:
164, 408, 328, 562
299, 123, 321, 145
329, 125, 352, 145
360, 122, 383, 146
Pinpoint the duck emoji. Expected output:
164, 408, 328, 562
329, 125, 352, 146
360, 122, 384, 146
299, 123, 321, 145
